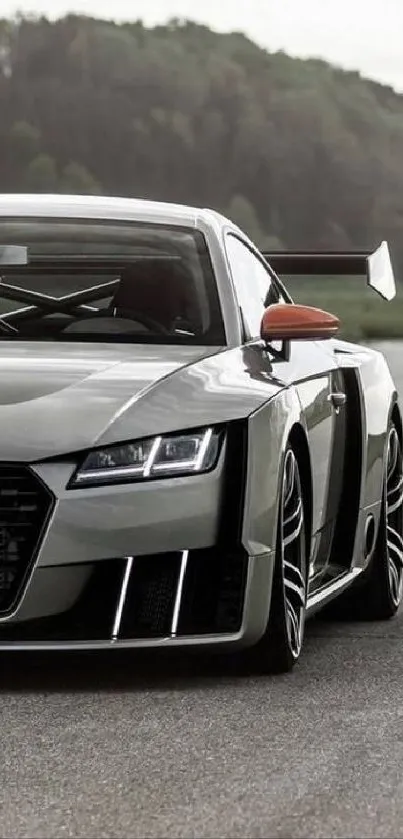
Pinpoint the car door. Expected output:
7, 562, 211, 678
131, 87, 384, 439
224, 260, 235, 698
224, 232, 346, 589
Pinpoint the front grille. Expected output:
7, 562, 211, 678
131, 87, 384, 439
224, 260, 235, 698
0, 465, 54, 614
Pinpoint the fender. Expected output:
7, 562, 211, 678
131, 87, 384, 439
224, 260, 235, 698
242, 385, 306, 557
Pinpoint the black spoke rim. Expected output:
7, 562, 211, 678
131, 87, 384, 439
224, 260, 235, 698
282, 450, 306, 658
386, 427, 403, 607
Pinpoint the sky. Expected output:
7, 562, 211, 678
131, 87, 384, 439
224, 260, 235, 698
3, 0, 403, 93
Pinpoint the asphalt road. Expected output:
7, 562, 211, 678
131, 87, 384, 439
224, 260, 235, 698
1, 341, 403, 839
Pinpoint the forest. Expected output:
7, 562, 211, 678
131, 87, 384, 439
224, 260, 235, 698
1, 13, 403, 337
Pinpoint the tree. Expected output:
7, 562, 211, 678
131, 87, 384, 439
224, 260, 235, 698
25, 153, 58, 192
225, 195, 283, 249
61, 161, 101, 194
1, 13, 403, 271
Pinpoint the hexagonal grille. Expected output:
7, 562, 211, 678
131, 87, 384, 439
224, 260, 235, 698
0, 466, 54, 614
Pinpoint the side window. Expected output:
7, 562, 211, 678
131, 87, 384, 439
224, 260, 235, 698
225, 235, 282, 339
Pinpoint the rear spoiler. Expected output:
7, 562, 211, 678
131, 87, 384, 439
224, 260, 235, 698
0, 245, 28, 266
262, 241, 396, 301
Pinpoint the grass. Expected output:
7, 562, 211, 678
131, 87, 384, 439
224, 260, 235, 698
284, 275, 403, 341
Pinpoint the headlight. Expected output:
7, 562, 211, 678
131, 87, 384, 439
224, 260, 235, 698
69, 427, 222, 487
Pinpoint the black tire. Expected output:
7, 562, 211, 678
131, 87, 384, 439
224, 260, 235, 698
248, 445, 308, 674
327, 421, 403, 621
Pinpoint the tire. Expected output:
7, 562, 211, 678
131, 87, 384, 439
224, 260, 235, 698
248, 445, 307, 674
329, 421, 403, 621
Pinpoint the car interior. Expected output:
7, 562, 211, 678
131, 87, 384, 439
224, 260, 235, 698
0, 255, 218, 343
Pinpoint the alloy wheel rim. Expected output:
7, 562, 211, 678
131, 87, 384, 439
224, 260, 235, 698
386, 427, 403, 607
282, 450, 306, 658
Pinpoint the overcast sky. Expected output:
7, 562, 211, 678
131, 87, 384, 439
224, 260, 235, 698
3, 0, 403, 92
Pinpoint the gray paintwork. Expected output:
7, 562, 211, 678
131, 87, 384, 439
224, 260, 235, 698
0, 342, 221, 461
0, 194, 399, 648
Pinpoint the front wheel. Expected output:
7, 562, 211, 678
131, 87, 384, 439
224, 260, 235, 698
248, 446, 307, 674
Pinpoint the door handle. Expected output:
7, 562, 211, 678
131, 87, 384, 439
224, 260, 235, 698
329, 392, 346, 411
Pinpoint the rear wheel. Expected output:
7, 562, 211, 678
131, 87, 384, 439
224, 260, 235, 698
249, 446, 307, 673
329, 421, 403, 620
385, 425, 403, 612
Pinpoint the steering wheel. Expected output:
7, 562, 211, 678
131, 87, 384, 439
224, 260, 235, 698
125, 313, 171, 335
61, 312, 171, 336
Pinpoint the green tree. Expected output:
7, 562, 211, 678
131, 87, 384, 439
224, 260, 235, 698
1, 13, 403, 271
225, 194, 283, 249
25, 153, 59, 192
61, 161, 101, 194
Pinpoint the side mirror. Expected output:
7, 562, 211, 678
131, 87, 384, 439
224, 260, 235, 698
261, 303, 340, 342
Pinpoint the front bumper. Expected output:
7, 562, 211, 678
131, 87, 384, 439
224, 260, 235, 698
0, 424, 275, 650
0, 551, 275, 650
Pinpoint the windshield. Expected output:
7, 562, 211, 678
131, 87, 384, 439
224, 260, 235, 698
0, 218, 226, 345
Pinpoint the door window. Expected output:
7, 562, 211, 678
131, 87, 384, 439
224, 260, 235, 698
225, 235, 282, 339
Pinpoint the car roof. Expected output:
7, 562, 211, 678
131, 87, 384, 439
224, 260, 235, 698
0, 193, 230, 231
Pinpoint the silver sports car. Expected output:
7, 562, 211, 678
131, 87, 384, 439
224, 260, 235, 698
0, 194, 401, 673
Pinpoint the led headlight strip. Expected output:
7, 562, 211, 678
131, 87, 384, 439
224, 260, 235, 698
70, 427, 221, 487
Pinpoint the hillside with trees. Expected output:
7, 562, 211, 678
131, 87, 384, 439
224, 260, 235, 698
1, 14, 403, 275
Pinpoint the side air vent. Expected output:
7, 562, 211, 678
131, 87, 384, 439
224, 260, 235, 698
118, 553, 181, 638
0, 465, 54, 614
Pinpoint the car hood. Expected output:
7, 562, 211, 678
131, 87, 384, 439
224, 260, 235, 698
0, 342, 220, 461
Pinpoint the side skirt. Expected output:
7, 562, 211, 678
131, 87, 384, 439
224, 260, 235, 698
306, 567, 362, 617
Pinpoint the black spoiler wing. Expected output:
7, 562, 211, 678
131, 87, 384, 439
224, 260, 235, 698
262, 241, 396, 301
0, 246, 28, 266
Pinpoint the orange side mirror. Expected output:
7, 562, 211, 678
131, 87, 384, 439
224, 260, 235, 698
261, 303, 340, 342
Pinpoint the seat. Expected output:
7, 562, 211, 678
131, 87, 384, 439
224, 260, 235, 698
111, 258, 197, 333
